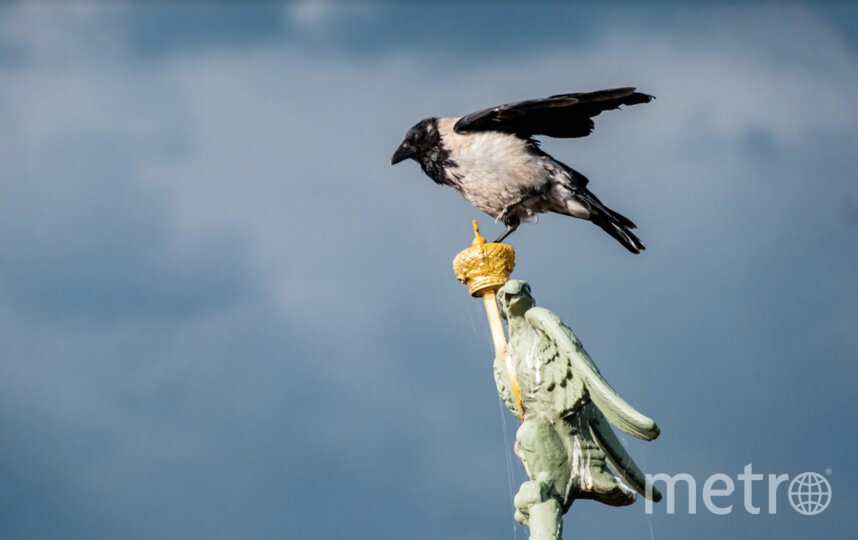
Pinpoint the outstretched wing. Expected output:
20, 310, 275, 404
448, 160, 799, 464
525, 307, 660, 441
454, 87, 653, 138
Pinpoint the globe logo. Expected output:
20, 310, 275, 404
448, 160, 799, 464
788, 472, 832, 515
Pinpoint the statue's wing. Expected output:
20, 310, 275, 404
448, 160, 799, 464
587, 406, 663, 501
524, 318, 587, 418
525, 307, 660, 441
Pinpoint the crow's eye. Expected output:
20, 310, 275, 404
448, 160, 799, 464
402, 142, 410, 148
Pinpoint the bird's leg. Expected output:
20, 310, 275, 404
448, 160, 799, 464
494, 188, 543, 242
496, 189, 541, 224
494, 217, 520, 243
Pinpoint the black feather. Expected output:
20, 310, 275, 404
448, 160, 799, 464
567, 186, 644, 253
454, 87, 654, 138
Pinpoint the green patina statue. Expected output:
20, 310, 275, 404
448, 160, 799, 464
452, 224, 661, 540
495, 279, 662, 540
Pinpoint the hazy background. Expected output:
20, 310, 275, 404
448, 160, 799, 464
1, 2, 856, 539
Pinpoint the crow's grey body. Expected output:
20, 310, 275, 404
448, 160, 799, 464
391, 87, 653, 252
431, 117, 591, 223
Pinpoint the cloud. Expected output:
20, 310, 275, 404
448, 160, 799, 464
0, 3, 856, 540
286, 0, 334, 29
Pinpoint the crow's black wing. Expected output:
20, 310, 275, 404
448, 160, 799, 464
454, 87, 653, 138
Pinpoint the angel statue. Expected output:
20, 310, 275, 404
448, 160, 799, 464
494, 279, 662, 540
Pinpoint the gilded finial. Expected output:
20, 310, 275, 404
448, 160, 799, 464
453, 221, 524, 420
471, 220, 486, 246
453, 221, 516, 297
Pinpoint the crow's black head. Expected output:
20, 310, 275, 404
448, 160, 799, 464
391, 118, 440, 165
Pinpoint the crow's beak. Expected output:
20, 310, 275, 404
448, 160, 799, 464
391, 144, 414, 165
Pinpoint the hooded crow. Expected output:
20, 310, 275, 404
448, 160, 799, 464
391, 87, 653, 253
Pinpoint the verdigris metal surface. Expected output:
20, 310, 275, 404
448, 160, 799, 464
453, 224, 662, 539
496, 279, 662, 539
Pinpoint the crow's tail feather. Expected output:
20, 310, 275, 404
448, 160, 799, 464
571, 187, 646, 254
591, 208, 646, 254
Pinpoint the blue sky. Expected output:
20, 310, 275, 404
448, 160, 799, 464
0, 2, 856, 539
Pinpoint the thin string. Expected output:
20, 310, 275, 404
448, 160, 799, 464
640, 442, 656, 540
468, 301, 518, 540
498, 395, 518, 540
619, 431, 656, 540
